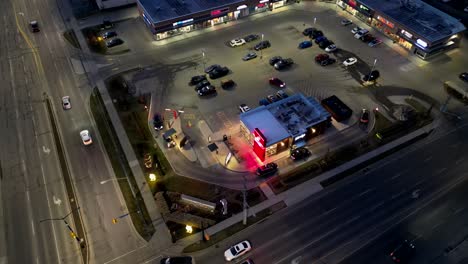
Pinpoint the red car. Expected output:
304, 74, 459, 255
269, 77, 285, 88
315, 54, 329, 63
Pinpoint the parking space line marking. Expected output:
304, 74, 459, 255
359, 188, 373, 196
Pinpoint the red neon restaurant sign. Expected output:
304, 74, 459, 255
253, 128, 266, 161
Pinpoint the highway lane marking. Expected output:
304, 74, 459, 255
26, 191, 31, 202
31, 220, 35, 236
423, 156, 433, 163
370, 201, 385, 211
324, 207, 337, 215
391, 190, 405, 199
104, 244, 148, 264
454, 207, 465, 215
455, 157, 465, 165
435, 167, 447, 175
432, 222, 443, 230
359, 188, 374, 196
142, 254, 162, 264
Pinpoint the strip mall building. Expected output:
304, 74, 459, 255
239, 93, 331, 161
137, 0, 294, 40
336, 0, 465, 59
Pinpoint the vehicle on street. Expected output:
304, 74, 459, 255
62, 96, 71, 110
100, 20, 114, 30
153, 113, 164, 130
224, 240, 252, 261
302, 27, 316, 36
274, 58, 294, 70
315, 53, 329, 63
325, 44, 337, 52
242, 51, 258, 61
314, 36, 327, 44
269, 56, 283, 66
239, 104, 251, 113
189, 75, 207, 85
343, 57, 357, 66
360, 109, 369, 124
198, 85, 217, 96
276, 90, 288, 99
459, 72, 468, 82
221, 79, 235, 89
254, 40, 271, 50
240, 259, 254, 264
269, 77, 286, 88
230, 38, 246, 47
363, 70, 380, 82
244, 34, 259, 42
360, 34, 375, 43
310, 30, 324, 39
267, 94, 278, 103
298, 40, 313, 49
389, 240, 415, 263
160, 256, 193, 264
30, 20, 40, 32
368, 38, 383, 47
106, 38, 124, 48
195, 80, 211, 90
341, 19, 352, 26
354, 29, 369, 39
209, 67, 230, 79
256, 163, 278, 176
290, 147, 311, 160
204, 64, 221, 74
351, 26, 362, 34
102, 31, 117, 39
321, 58, 336, 66
80, 130, 93, 145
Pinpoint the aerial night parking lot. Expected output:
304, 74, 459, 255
2, 0, 468, 263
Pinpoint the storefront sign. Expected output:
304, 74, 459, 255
400, 29, 413, 39
416, 39, 428, 48
256, 3, 266, 8
359, 4, 369, 11
211, 7, 230, 17
348, 0, 357, 8
260, 0, 269, 3
172, 18, 194, 27
294, 134, 306, 141
237, 5, 247, 10
253, 128, 266, 161
376, 15, 394, 29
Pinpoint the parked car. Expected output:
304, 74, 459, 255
160, 256, 193, 264
343, 57, 357, 66
363, 70, 380, 82
209, 67, 230, 79
269, 77, 285, 88
198, 85, 217, 96
290, 147, 311, 160
302, 27, 316, 36
276, 90, 288, 99
267, 94, 279, 103
460, 72, 468, 82
221, 79, 235, 89
230, 38, 246, 47
315, 53, 329, 63
298, 40, 313, 49
100, 20, 114, 30
194, 80, 211, 90
153, 113, 164, 130
321, 58, 336, 66
390, 240, 415, 263
269, 56, 283, 66
106, 38, 124, 48
29, 20, 40, 32
354, 29, 369, 39
351, 26, 363, 34
244, 34, 259, 42
224, 240, 252, 261
204, 64, 221, 74
239, 104, 251, 113
80, 130, 93, 145
325, 44, 337, 52
314, 36, 327, 44
319, 40, 333, 49
256, 163, 278, 176
242, 51, 258, 61
274, 58, 294, 70
360, 109, 369, 124
259, 98, 270, 106
368, 38, 383, 47
102, 31, 117, 39
360, 34, 374, 43
254, 40, 271, 50
310, 30, 324, 39
189, 75, 207, 85
62, 96, 71, 110
341, 19, 352, 26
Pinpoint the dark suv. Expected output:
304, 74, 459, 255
269, 56, 283, 66
290, 147, 311, 160
254, 40, 271, 51
274, 58, 294, 70
390, 240, 415, 263
189, 75, 207, 85
256, 163, 278, 176
209, 67, 230, 79
302, 27, 316, 36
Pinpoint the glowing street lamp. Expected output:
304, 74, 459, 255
149, 173, 157, 182
185, 225, 193, 233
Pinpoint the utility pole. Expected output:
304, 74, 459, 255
40, 207, 85, 248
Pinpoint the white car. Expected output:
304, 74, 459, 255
62, 96, 71, 110
351, 26, 362, 34
341, 19, 352, 26
354, 29, 369, 39
80, 130, 93, 145
464, 6, 468, 12
325, 44, 337, 52
224, 240, 251, 261
229, 38, 246, 47
343, 57, 357, 66
239, 104, 251, 113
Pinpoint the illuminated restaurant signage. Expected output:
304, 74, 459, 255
211, 7, 230, 17
172, 18, 194, 27
376, 15, 394, 28
253, 128, 266, 161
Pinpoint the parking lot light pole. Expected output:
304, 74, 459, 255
368, 58, 378, 81
260, 34, 264, 59
201, 49, 206, 74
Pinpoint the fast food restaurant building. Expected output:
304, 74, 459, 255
137, 0, 294, 40
239, 93, 331, 161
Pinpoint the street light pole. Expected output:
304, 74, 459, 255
368, 58, 378, 81
260, 34, 264, 60
201, 49, 206, 74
